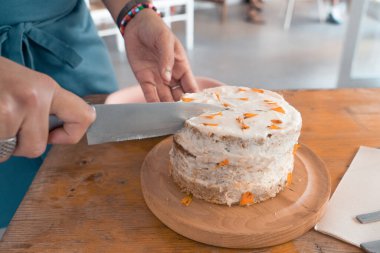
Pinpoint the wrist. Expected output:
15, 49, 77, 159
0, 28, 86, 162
116, 0, 151, 27
117, 1, 159, 36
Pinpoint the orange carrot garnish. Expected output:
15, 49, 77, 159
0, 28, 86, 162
203, 123, 219, 127
271, 119, 282, 124
264, 100, 277, 105
241, 124, 250, 130
268, 124, 281, 130
238, 88, 248, 92
181, 194, 193, 206
240, 192, 255, 206
214, 92, 221, 101
236, 117, 250, 130
182, 97, 195, 102
222, 102, 231, 107
243, 113, 258, 119
238, 97, 249, 101
293, 143, 301, 154
251, 88, 264, 93
203, 111, 223, 119
219, 159, 229, 166
286, 173, 292, 187
271, 107, 285, 114
214, 159, 229, 169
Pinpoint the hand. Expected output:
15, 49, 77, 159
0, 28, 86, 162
123, 9, 199, 102
0, 57, 95, 162
105, 76, 226, 104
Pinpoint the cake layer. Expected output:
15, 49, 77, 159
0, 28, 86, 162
179, 86, 301, 141
173, 122, 299, 169
171, 139, 292, 206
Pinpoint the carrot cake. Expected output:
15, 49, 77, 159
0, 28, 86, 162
169, 86, 302, 206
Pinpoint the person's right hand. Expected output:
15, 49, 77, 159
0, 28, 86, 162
123, 9, 198, 102
0, 57, 95, 162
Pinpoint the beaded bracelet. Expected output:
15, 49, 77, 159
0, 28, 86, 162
119, 2, 159, 36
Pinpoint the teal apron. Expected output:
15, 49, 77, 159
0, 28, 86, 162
0, 0, 118, 227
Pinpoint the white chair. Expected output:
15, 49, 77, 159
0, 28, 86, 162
337, 0, 380, 87
284, 0, 325, 30
86, 0, 194, 51
85, 0, 125, 53
153, 0, 194, 50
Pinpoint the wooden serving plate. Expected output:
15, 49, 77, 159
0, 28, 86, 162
141, 137, 331, 249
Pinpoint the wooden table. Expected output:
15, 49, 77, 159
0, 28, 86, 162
1, 88, 380, 252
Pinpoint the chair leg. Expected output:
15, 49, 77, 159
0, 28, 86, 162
116, 33, 125, 53
221, 2, 227, 22
186, 0, 194, 50
284, 0, 296, 30
337, 0, 369, 87
317, 0, 325, 23
164, 5, 172, 28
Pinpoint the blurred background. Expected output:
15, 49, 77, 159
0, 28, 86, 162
87, 0, 380, 90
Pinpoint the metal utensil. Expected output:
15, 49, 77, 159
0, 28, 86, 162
86, 103, 222, 145
0, 102, 222, 161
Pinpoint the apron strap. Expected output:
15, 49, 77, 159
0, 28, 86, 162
0, 22, 82, 69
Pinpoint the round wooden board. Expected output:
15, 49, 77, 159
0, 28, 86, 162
141, 137, 331, 249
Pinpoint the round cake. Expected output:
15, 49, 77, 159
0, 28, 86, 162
169, 86, 302, 206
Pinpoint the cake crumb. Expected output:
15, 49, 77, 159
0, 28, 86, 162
240, 192, 255, 206
181, 194, 193, 206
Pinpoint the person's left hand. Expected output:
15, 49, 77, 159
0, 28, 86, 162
123, 9, 199, 102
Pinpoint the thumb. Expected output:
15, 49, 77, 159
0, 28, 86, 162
158, 33, 175, 83
48, 87, 95, 144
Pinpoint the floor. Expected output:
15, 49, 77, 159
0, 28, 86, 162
104, 1, 373, 90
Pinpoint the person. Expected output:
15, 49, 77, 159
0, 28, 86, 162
0, 0, 201, 235
247, 0, 265, 24
326, 0, 344, 24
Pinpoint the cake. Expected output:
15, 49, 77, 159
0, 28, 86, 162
169, 86, 302, 206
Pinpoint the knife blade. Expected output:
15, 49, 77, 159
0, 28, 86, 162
87, 103, 222, 145
49, 102, 224, 145
49, 102, 222, 145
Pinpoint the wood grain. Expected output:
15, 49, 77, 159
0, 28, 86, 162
141, 137, 330, 248
1, 88, 379, 252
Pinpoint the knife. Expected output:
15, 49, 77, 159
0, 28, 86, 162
49, 102, 222, 145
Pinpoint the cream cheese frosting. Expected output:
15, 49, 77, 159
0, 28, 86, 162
170, 86, 302, 206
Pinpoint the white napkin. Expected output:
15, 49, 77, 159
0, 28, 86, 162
315, 146, 380, 247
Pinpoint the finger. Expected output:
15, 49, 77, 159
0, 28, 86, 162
168, 80, 185, 101
171, 86, 184, 101
157, 83, 175, 102
0, 96, 21, 140
140, 82, 160, 102
172, 41, 199, 93
157, 32, 175, 83
13, 107, 49, 158
179, 71, 199, 93
105, 85, 146, 104
48, 88, 95, 144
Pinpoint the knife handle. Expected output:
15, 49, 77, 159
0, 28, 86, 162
356, 210, 380, 224
49, 115, 64, 131
361, 240, 380, 253
0, 115, 64, 162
